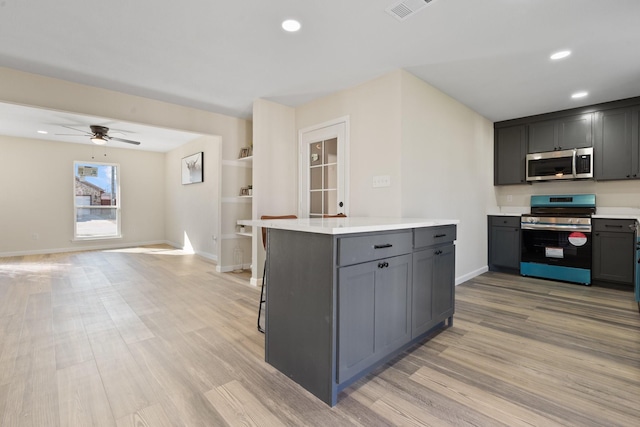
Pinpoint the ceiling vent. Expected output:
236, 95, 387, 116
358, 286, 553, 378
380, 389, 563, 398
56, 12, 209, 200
386, 0, 433, 21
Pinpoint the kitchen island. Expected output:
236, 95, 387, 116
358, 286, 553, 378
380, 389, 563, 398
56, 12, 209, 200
239, 217, 459, 406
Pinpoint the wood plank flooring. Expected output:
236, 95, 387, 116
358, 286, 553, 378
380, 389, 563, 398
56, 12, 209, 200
0, 245, 638, 426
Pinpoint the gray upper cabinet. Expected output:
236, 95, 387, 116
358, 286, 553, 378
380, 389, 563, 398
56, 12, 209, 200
494, 125, 527, 185
528, 114, 593, 153
528, 120, 556, 153
494, 96, 640, 185
594, 107, 635, 180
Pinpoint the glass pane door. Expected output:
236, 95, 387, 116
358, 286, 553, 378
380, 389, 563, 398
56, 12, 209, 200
309, 138, 338, 218
298, 118, 348, 218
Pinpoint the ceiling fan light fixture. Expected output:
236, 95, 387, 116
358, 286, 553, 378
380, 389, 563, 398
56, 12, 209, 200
91, 136, 107, 145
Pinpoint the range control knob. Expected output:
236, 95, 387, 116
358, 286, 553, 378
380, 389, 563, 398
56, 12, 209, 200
528, 217, 538, 224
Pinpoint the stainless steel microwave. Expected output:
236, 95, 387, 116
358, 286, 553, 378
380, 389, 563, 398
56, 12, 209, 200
526, 147, 593, 182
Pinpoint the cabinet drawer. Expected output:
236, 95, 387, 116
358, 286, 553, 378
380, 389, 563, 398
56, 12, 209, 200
338, 230, 412, 266
414, 225, 457, 249
593, 218, 637, 233
489, 215, 520, 228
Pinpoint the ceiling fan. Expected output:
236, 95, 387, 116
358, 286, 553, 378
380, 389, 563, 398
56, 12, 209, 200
58, 125, 141, 146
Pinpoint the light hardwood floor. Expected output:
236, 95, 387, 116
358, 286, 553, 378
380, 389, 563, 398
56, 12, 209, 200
1, 245, 638, 426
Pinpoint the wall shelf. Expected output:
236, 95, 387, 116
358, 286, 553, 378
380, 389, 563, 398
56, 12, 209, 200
238, 155, 253, 165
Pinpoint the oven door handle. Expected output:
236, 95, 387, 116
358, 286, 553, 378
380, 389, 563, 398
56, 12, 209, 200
521, 223, 592, 232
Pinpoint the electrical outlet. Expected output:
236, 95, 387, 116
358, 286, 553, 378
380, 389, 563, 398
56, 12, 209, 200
507, 195, 513, 202
372, 175, 391, 188
31, 233, 39, 240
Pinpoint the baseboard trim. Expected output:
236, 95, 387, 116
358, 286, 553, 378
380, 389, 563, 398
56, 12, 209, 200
0, 240, 169, 258
216, 263, 251, 273
456, 266, 488, 286
196, 251, 218, 262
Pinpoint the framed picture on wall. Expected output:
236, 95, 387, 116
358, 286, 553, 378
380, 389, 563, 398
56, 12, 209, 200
182, 152, 203, 184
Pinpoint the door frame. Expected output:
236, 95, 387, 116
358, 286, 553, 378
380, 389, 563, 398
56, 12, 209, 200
298, 116, 350, 218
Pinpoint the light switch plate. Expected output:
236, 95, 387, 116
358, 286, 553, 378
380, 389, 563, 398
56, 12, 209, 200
372, 175, 391, 188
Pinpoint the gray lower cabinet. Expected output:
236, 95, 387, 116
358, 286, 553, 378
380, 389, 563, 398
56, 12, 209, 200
264, 225, 456, 407
488, 216, 521, 273
592, 218, 636, 286
432, 243, 455, 320
412, 242, 455, 338
338, 253, 411, 382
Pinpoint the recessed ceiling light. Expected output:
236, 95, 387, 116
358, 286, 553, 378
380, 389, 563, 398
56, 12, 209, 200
37, 130, 48, 134
282, 19, 301, 32
550, 50, 571, 60
571, 91, 588, 99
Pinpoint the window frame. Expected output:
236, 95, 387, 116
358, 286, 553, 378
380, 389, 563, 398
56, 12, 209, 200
73, 160, 122, 241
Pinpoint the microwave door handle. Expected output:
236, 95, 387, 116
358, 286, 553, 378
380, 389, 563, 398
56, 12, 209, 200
572, 149, 577, 178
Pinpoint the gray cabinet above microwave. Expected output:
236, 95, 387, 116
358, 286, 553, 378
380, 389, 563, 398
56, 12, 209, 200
528, 114, 593, 154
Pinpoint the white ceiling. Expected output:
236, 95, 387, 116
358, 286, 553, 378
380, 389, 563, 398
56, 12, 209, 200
0, 102, 203, 152
0, 0, 639, 150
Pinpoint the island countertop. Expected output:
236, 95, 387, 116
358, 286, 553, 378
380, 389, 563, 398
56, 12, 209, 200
237, 217, 459, 235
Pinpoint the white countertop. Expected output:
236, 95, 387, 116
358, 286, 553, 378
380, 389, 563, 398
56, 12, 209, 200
237, 217, 459, 235
592, 207, 640, 222
488, 207, 640, 222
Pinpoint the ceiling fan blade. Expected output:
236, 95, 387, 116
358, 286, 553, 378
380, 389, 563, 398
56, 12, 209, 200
109, 136, 141, 145
60, 125, 91, 135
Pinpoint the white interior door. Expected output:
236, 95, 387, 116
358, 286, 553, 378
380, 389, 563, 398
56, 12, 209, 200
299, 118, 349, 218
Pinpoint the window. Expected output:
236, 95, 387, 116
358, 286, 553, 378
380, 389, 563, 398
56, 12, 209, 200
74, 161, 121, 239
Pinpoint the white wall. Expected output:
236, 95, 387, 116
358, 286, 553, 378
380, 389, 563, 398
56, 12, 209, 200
251, 99, 297, 281
165, 135, 221, 260
399, 71, 496, 282
0, 135, 165, 256
495, 179, 640, 215
288, 70, 497, 284
0, 67, 252, 264
296, 71, 403, 217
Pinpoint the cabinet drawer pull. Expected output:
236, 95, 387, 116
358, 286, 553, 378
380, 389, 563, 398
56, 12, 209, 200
434, 234, 447, 238
377, 262, 389, 269
605, 224, 623, 228
374, 244, 393, 249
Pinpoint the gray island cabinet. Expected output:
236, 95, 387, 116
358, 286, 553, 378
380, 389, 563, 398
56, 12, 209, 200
242, 217, 458, 406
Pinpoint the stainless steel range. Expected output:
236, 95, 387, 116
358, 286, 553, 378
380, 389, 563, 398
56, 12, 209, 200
521, 194, 596, 285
